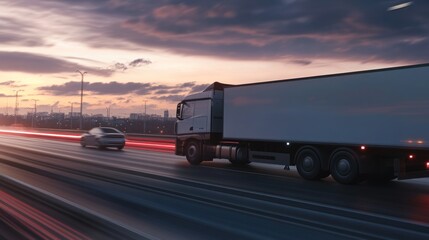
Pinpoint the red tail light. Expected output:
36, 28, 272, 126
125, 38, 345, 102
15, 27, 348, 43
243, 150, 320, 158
426, 162, 429, 169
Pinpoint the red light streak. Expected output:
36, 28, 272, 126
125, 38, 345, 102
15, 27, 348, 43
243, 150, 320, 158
0, 129, 80, 139
0, 190, 90, 240
125, 140, 175, 153
126, 141, 175, 149
0, 129, 175, 152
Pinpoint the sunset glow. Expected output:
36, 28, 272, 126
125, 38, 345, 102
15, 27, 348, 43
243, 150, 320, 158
1, 1, 427, 117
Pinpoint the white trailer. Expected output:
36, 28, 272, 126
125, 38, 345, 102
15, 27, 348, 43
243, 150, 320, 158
175, 64, 429, 184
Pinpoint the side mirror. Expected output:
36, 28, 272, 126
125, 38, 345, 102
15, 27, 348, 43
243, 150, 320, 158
176, 102, 184, 120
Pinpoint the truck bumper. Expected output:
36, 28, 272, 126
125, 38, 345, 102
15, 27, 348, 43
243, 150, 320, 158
175, 138, 185, 156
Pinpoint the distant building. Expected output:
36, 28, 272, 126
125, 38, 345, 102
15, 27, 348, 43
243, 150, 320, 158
150, 114, 162, 120
51, 112, 65, 119
68, 112, 80, 118
37, 112, 50, 117
164, 110, 169, 120
130, 113, 143, 120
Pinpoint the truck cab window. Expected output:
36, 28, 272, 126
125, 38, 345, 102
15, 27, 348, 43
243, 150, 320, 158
182, 102, 194, 119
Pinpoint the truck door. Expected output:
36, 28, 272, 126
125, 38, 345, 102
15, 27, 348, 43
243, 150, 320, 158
176, 101, 195, 134
176, 100, 210, 135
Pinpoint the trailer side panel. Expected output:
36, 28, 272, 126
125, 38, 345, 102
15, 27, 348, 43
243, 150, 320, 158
223, 65, 429, 149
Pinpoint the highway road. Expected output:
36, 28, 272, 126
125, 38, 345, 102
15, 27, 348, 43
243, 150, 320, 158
1, 134, 429, 239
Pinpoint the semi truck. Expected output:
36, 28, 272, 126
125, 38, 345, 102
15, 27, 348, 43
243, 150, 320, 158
175, 64, 429, 184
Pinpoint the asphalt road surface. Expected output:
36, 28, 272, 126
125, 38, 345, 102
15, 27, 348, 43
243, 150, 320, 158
1, 134, 429, 239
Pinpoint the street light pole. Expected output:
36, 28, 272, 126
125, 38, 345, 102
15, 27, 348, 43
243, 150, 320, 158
69, 101, 74, 129
143, 100, 147, 134
14, 90, 23, 124
77, 70, 87, 130
32, 99, 38, 128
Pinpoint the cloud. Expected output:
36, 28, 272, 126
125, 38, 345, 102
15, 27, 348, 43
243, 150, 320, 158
109, 58, 152, 71
153, 94, 187, 102
113, 63, 128, 71
38, 82, 85, 95
0, 80, 28, 88
38, 81, 205, 103
178, 82, 196, 88
190, 84, 210, 94
82, 0, 429, 63
0, 51, 114, 76
0, 16, 49, 47
0, 81, 15, 86
155, 89, 183, 95
4, 0, 429, 66
129, 58, 152, 67
89, 82, 151, 95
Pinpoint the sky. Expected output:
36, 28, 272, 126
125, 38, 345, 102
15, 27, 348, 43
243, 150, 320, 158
0, 0, 428, 117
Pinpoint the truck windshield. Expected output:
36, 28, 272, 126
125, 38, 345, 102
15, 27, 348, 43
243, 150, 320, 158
181, 102, 194, 119
176, 102, 194, 120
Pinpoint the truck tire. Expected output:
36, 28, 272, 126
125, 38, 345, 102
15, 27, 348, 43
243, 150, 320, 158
296, 147, 322, 180
330, 149, 359, 184
186, 141, 203, 165
229, 147, 249, 166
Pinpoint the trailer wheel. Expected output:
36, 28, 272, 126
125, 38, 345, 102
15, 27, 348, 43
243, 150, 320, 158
330, 149, 359, 184
296, 147, 322, 180
186, 141, 202, 165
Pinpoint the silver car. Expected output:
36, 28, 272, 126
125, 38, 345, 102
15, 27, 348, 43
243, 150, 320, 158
80, 127, 126, 150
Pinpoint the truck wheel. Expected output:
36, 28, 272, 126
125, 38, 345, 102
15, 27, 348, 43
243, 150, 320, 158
296, 148, 322, 180
229, 147, 249, 166
330, 150, 359, 184
186, 141, 203, 165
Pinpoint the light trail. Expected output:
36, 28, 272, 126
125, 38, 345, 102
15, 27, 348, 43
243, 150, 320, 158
0, 129, 80, 139
0, 129, 176, 152
0, 190, 91, 240
387, 1, 413, 11
126, 140, 175, 150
